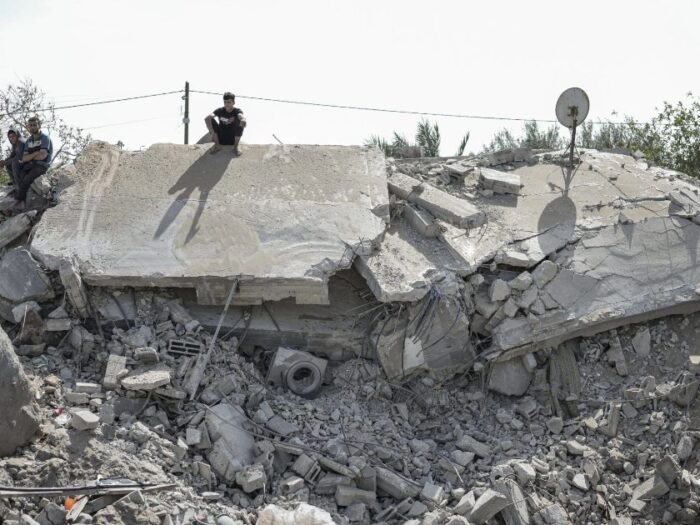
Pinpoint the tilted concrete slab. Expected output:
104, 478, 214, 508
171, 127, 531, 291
392, 151, 700, 361
30, 142, 389, 305
492, 216, 700, 357
355, 216, 470, 302
388, 172, 485, 228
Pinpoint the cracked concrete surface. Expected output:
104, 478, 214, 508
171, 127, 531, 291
30, 142, 390, 305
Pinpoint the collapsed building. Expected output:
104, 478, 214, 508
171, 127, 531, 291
1, 141, 700, 524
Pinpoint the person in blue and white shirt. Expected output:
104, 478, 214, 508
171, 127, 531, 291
17, 116, 52, 208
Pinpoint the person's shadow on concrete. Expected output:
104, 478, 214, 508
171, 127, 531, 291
154, 147, 232, 244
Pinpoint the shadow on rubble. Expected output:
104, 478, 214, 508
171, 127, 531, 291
536, 165, 578, 255
154, 146, 232, 244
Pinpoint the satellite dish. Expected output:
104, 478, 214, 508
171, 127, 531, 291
555, 87, 590, 129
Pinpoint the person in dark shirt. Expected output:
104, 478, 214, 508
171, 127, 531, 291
0, 128, 25, 191
16, 116, 52, 209
205, 92, 247, 156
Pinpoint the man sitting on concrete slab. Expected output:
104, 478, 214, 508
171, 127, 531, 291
205, 92, 247, 156
16, 116, 52, 209
0, 128, 25, 192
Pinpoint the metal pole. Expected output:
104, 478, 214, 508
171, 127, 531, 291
570, 118, 577, 167
183, 81, 190, 144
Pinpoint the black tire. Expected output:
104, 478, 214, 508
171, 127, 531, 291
284, 361, 322, 399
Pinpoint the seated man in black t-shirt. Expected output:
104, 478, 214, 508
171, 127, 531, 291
205, 92, 247, 156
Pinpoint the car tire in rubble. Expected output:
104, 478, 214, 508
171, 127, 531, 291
284, 360, 323, 399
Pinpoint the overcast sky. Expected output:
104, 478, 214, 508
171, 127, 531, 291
1, 0, 698, 153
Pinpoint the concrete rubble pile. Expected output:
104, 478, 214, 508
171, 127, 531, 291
0, 142, 700, 524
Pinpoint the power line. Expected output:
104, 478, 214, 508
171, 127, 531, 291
192, 89, 649, 126
3, 90, 183, 117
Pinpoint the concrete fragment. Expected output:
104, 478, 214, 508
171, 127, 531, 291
532, 260, 558, 288
58, 262, 90, 318
513, 462, 536, 484
44, 318, 72, 331
420, 482, 444, 505
404, 203, 439, 238
103, 354, 127, 390
488, 358, 532, 396
490, 279, 510, 302
235, 463, 267, 493
455, 435, 491, 458
453, 491, 475, 515
632, 474, 669, 501
70, 409, 99, 430
335, 486, 376, 506
11, 301, 40, 324
375, 467, 421, 499
494, 479, 529, 525
631, 327, 651, 357
205, 404, 255, 481
0, 326, 41, 456
0, 249, 54, 303
315, 474, 353, 495
388, 172, 486, 228
509, 271, 533, 291
655, 455, 682, 486
480, 168, 521, 195
0, 211, 35, 249
469, 488, 509, 524
120, 368, 171, 391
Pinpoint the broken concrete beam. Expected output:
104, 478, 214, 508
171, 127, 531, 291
455, 435, 491, 458
0, 211, 35, 250
31, 143, 389, 306
120, 368, 171, 391
388, 172, 485, 228
335, 485, 376, 506
375, 467, 421, 499
59, 262, 90, 318
0, 326, 41, 456
0, 248, 54, 303
480, 168, 521, 195
404, 203, 439, 238
494, 479, 530, 525
631, 474, 669, 501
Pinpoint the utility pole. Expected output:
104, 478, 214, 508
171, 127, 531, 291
183, 81, 190, 144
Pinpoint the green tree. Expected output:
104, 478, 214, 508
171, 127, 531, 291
575, 94, 700, 178
365, 119, 469, 158
0, 79, 91, 165
486, 120, 562, 151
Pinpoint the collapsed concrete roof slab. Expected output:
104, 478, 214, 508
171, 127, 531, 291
492, 216, 700, 357
391, 151, 700, 362
439, 151, 695, 272
30, 142, 390, 305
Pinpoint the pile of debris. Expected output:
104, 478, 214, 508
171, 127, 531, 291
0, 143, 700, 524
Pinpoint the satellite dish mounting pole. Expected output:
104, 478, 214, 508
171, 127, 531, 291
569, 110, 578, 167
